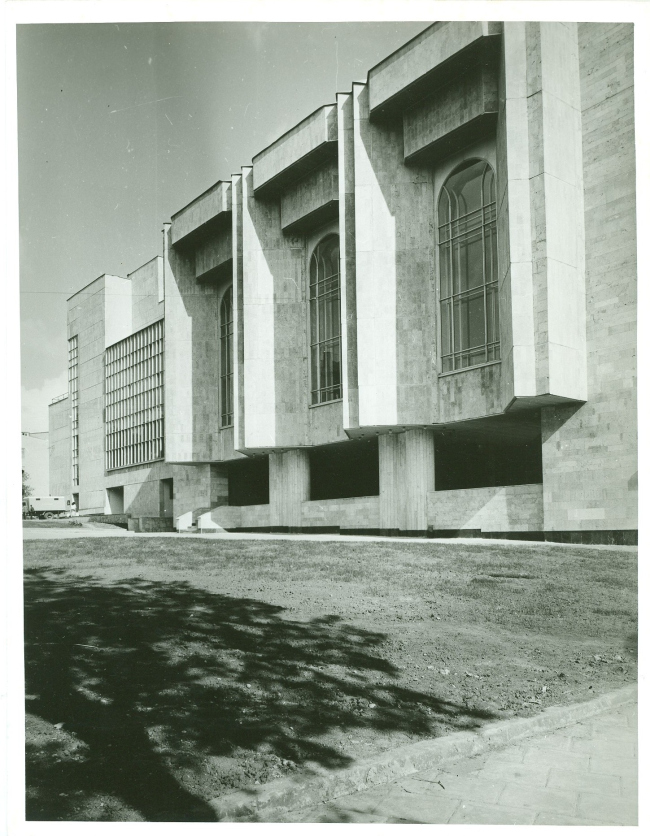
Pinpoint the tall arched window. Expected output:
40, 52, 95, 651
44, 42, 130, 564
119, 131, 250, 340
438, 159, 499, 373
220, 285, 233, 427
310, 235, 342, 404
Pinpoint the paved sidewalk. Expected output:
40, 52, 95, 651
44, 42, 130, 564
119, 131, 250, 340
283, 700, 638, 825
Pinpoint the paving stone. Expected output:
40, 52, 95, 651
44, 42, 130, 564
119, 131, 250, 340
522, 747, 590, 771
448, 801, 536, 825
497, 784, 578, 816
524, 732, 572, 750
328, 784, 386, 815
483, 745, 526, 764
589, 754, 638, 778
555, 721, 594, 739
416, 753, 489, 782
576, 791, 637, 825
570, 736, 636, 758
534, 811, 609, 826
477, 759, 551, 788
400, 774, 504, 804
372, 788, 460, 824
547, 766, 621, 795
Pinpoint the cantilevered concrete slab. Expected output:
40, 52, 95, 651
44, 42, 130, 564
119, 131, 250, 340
368, 21, 502, 119
252, 105, 338, 198
170, 180, 232, 248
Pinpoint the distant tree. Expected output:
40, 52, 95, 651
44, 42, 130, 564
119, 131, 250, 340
22, 469, 33, 499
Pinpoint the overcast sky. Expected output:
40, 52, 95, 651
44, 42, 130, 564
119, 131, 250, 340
17, 20, 429, 431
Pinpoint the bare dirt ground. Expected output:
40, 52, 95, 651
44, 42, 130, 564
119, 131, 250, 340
23, 536, 637, 821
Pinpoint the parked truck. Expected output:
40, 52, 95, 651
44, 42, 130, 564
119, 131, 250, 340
23, 496, 76, 519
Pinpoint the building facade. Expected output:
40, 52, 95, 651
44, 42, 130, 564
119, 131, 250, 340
49, 21, 637, 543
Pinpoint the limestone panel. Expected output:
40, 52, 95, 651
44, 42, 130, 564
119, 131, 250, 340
253, 105, 337, 196
354, 83, 436, 429
269, 448, 309, 528
48, 397, 71, 496
368, 21, 502, 116
241, 167, 277, 448
170, 180, 231, 247
128, 257, 165, 334
243, 163, 314, 450
541, 23, 636, 533
497, 22, 536, 406
231, 173, 246, 451
301, 495, 380, 529
501, 22, 587, 405
213, 503, 271, 530
428, 483, 543, 531
280, 159, 338, 234
379, 429, 435, 531
69, 278, 107, 513
437, 365, 503, 424
104, 275, 132, 347
194, 229, 232, 279
403, 61, 499, 165
163, 223, 221, 462
338, 91, 359, 430
308, 401, 346, 448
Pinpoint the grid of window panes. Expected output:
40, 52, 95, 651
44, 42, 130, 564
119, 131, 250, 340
105, 319, 164, 470
438, 160, 499, 373
69, 336, 79, 486
220, 286, 234, 427
310, 235, 342, 404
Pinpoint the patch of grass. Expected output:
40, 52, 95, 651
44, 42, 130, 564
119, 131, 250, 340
23, 537, 637, 822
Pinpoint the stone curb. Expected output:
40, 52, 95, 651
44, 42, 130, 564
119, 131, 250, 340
208, 683, 637, 822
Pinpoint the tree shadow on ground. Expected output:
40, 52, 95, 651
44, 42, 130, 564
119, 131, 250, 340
24, 568, 496, 821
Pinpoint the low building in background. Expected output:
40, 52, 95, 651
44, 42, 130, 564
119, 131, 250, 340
49, 21, 638, 543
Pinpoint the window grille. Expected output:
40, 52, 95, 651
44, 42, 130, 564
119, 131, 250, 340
220, 286, 234, 427
310, 235, 342, 404
438, 160, 499, 373
68, 336, 79, 486
104, 319, 164, 470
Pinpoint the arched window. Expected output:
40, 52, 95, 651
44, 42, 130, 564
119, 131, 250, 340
220, 286, 233, 427
310, 235, 342, 404
438, 159, 499, 373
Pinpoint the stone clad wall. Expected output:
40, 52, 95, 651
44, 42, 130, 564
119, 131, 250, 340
428, 484, 544, 532
69, 277, 108, 513
48, 398, 71, 496
541, 23, 637, 533
301, 495, 380, 530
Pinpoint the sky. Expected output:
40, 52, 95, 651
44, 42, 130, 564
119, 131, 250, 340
17, 19, 430, 432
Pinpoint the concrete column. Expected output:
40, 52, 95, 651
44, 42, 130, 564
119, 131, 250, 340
404, 428, 436, 532
269, 448, 310, 530
379, 433, 405, 533
379, 429, 435, 533
209, 464, 229, 508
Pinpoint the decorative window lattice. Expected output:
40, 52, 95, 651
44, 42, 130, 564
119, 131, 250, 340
69, 335, 79, 486
220, 286, 234, 427
310, 235, 342, 405
438, 160, 500, 373
105, 319, 164, 470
